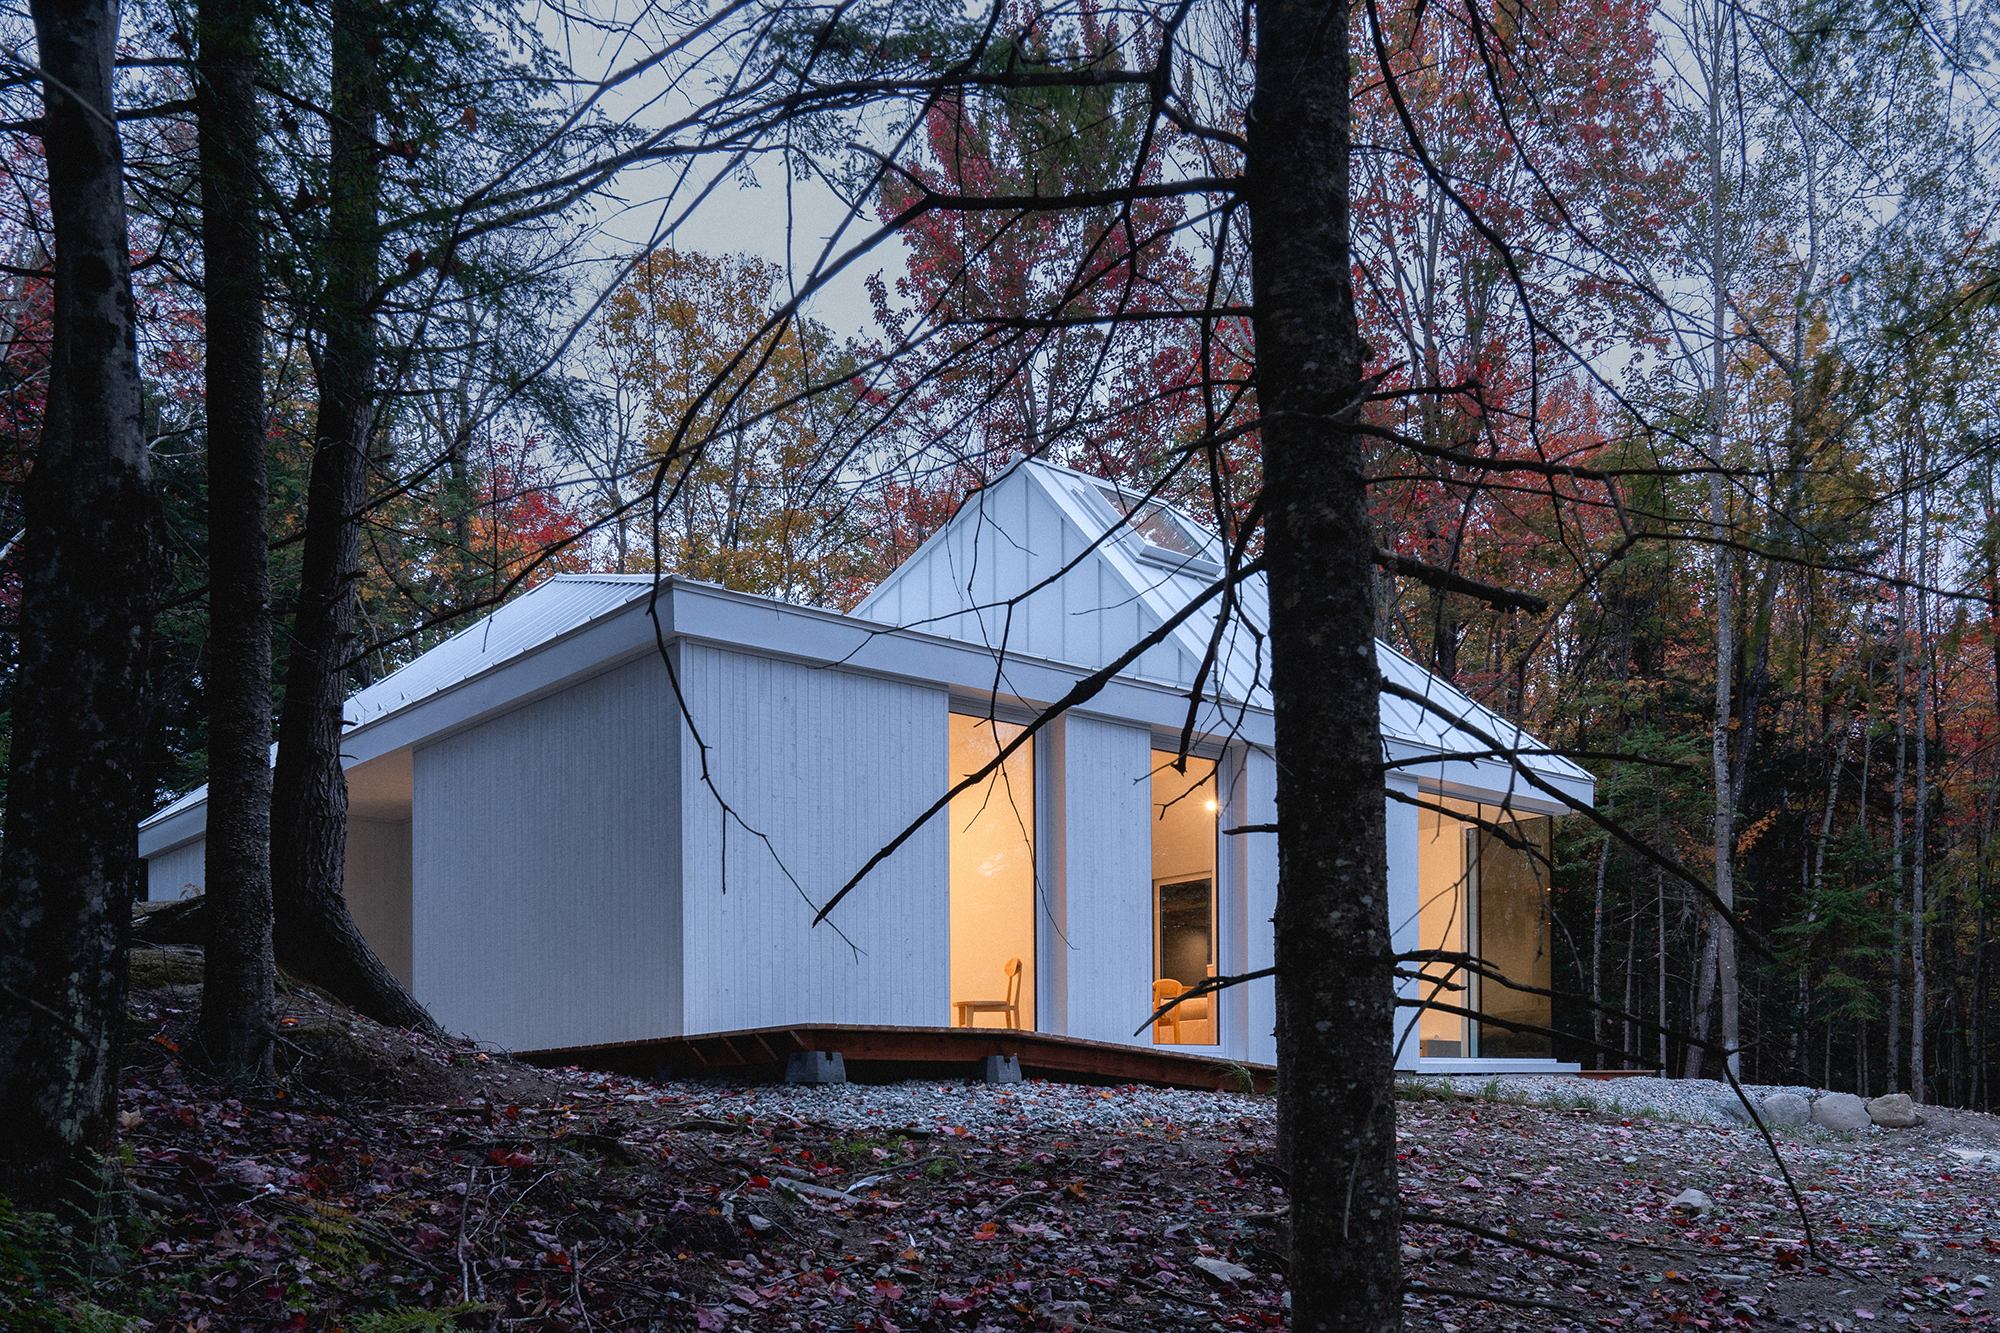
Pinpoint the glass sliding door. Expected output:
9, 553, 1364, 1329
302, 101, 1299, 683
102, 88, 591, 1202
1416, 805, 1472, 1057
947, 714, 1035, 1029
1150, 750, 1218, 1045
1473, 815, 1553, 1057
1413, 797, 1554, 1058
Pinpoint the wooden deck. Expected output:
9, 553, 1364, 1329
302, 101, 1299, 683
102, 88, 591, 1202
517, 1023, 1275, 1092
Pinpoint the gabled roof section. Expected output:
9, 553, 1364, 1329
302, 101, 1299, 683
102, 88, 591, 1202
852, 459, 1592, 798
344, 575, 658, 729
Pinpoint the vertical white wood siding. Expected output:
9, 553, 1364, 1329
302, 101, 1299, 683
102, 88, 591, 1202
675, 643, 949, 1034
855, 470, 1197, 688
1385, 773, 1422, 1070
346, 818, 413, 986
1215, 745, 1251, 1054
1057, 714, 1154, 1046
146, 840, 205, 901
1244, 746, 1279, 1066
1035, 720, 1068, 1034
412, 654, 680, 1050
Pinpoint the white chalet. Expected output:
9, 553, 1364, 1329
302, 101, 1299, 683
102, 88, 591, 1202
140, 459, 1591, 1075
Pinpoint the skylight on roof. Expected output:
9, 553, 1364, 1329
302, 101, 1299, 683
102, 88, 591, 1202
1093, 484, 1210, 560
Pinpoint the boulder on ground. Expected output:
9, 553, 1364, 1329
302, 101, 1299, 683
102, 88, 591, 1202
1866, 1092, 1918, 1129
1759, 1092, 1810, 1127
1811, 1092, 1871, 1131
1670, 1188, 1715, 1214
1707, 1094, 1756, 1126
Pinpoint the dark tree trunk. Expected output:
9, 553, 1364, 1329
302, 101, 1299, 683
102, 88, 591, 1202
269, 0, 437, 1035
193, 0, 277, 1085
0, 0, 154, 1213
1250, 0, 1402, 1324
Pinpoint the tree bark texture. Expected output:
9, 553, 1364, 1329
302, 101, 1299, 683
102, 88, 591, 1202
0, 0, 154, 1212
268, 0, 437, 1035
1250, 0, 1402, 1323
193, 0, 277, 1085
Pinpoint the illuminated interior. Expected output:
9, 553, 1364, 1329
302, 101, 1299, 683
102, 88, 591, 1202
1150, 750, 1219, 1045
947, 713, 1036, 1029
1414, 797, 1553, 1058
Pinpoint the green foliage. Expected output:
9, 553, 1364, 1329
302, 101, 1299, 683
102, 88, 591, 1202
0, 1195, 139, 1332
346, 1305, 497, 1333
1210, 1062, 1266, 1095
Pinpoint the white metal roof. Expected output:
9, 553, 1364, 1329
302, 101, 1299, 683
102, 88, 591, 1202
143, 470, 1591, 845
344, 575, 658, 729
141, 576, 661, 840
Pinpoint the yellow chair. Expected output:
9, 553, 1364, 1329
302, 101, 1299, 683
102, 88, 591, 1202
1152, 977, 1212, 1043
953, 957, 1022, 1028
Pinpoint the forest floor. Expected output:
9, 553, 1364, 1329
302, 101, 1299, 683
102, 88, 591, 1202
16, 948, 2000, 1333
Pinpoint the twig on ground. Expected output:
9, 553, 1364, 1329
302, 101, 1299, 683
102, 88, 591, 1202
1403, 1210, 1599, 1268
1405, 1281, 1583, 1315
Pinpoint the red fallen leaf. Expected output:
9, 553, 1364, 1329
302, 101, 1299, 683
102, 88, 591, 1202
153, 1035, 180, 1054
972, 1221, 998, 1240
694, 1310, 729, 1330
486, 1149, 534, 1169
936, 1295, 976, 1312
871, 1280, 906, 1301
747, 1175, 771, 1189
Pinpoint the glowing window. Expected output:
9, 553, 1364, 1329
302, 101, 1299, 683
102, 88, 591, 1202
1149, 751, 1219, 1045
947, 714, 1036, 1030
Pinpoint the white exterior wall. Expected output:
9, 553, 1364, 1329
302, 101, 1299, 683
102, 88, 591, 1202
676, 643, 949, 1034
346, 818, 413, 987
412, 654, 680, 1050
1214, 745, 1250, 1054
1035, 720, 1069, 1035
1244, 748, 1279, 1066
1056, 714, 1154, 1047
1385, 774, 1422, 1071
146, 840, 205, 901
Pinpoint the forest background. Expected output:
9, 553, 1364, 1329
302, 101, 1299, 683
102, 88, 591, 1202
0, 0, 1997, 1308
1, 0, 1997, 1101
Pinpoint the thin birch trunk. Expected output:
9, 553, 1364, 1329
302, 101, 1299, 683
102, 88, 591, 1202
1891, 552, 1908, 1090
1911, 475, 1931, 1101
1701, 0, 1741, 1083
1593, 830, 1611, 1069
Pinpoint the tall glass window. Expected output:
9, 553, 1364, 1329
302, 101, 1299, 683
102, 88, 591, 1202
1414, 797, 1552, 1058
947, 714, 1035, 1029
1150, 750, 1218, 1045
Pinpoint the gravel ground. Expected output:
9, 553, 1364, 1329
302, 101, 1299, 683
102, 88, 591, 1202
1410, 1072, 1831, 1127
552, 1067, 1276, 1136
543, 1067, 1845, 1137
